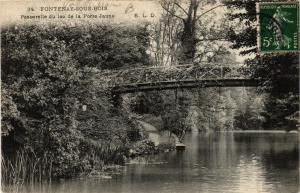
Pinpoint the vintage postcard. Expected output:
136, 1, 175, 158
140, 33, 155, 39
1, 0, 299, 193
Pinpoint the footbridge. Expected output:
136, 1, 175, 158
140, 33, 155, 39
97, 63, 260, 94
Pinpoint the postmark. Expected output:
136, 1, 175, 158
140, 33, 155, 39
258, 2, 299, 52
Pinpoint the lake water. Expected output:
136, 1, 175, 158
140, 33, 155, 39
21, 132, 299, 193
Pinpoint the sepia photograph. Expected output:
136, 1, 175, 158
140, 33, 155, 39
1, 0, 299, 193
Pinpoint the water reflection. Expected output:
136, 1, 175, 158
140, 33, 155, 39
21, 132, 299, 193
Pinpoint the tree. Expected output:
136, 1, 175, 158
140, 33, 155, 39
1, 23, 150, 179
148, 4, 182, 66
159, 0, 229, 63
233, 90, 265, 130
224, 0, 257, 54
224, 0, 299, 129
1, 25, 87, 176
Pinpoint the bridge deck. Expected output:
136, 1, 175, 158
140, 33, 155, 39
112, 79, 259, 93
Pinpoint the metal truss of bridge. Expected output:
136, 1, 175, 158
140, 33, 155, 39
97, 63, 260, 94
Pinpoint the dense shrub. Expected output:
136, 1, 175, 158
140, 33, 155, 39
1, 23, 150, 180
130, 139, 157, 157
157, 142, 175, 152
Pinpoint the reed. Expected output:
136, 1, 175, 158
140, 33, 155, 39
1, 149, 53, 192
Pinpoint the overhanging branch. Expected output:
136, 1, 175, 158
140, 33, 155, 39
174, 2, 189, 16
161, 4, 186, 21
196, 4, 224, 21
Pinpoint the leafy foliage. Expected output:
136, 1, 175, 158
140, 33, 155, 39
55, 24, 151, 69
224, 0, 299, 128
130, 92, 164, 116
1, 84, 20, 136
1, 23, 150, 179
224, 0, 257, 54
233, 92, 265, 130
130, 139, 157, 157
131, 92, 191, 141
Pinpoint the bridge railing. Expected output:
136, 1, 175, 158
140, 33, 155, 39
96, 64, 251, 88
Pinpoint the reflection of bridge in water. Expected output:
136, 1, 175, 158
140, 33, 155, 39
97, 64, 260, 95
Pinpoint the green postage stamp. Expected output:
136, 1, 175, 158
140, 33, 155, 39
258, 2, 299, 52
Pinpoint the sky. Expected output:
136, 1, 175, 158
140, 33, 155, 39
0, 0, 254, 63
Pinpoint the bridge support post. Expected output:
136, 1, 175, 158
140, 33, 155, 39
220, 66, 224, 78
175, 88, 178, 108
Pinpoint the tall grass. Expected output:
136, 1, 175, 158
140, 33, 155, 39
2, 139, 129, 192
1, 150, 53, 193
79, 137, 127, 168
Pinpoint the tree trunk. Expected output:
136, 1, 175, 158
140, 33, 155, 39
179, 0, 198, 64
180, 21, 197, 63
